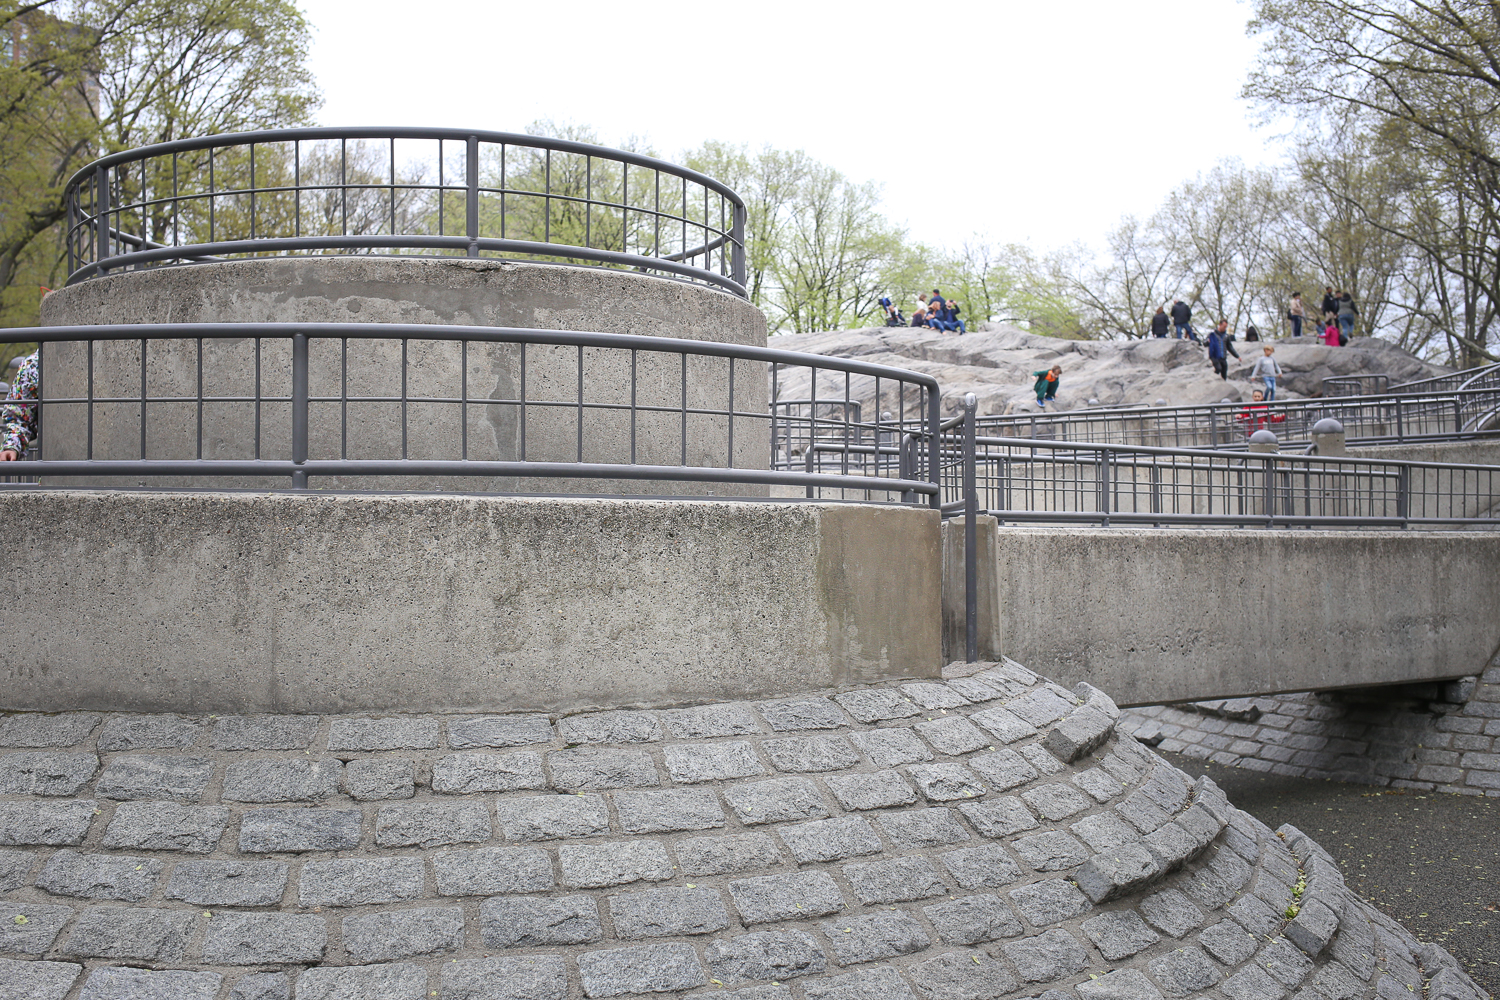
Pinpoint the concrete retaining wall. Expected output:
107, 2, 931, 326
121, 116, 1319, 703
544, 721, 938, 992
0, 492, 940, 715
988, 527, 1500, 706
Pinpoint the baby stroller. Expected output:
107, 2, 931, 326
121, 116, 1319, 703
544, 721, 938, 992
879, 297, 905, 327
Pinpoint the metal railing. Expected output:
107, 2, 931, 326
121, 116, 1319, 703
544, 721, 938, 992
0, 323, 939, 502
1389, 361, 1500, 395
62, 128, 748, 296
1322, 374, 1389, 397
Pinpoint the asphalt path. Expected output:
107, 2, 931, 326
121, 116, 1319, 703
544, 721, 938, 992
1160, 752, 1499, 995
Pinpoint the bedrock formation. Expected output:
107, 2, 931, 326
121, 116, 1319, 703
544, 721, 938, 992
0, 661, 1488, 1000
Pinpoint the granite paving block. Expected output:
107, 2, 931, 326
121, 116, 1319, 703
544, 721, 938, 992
439, 957, 567, 1000
97, 715, 200, 751
907, 950, 1018, 1000
832, 689, 921, 722
968, 748, 1040, 791
495, 794, 610, 841
446, 714, 554, 748
676, 832, 784, 876
776, 815, 882, 863
0, 713, 98, 748
0, 799, 96, 846
723, 777, 829, 824
1081, 909, 1161, 960
0, 902, 73, 953
947, 677, 1003, 703
1011, 830, 1090, 871
36, 849, 164, 901
326, 717, 440, 750
0, 848, 31, 890
1076, 844, 1171, 904
202, 911, 328, 964
663, 741, 765, 783
558, 839, 673, 888
1144, 822, 1200, 869
1072, 811, 1139, 852
294, 964, 427, 1000
1260, 936, 1316, 987
1021, 782, 1093, 821
0, 752, 98, 796
298, 857, 426, 906
804, 967, 918, 1000
77, 967, 221, 1000
958, 796, 1038, 837
343, 905, 465, 961
548, 747, 660, 789
969, 707, 1039, 745
433, 845, 554, 896
1074, 765, 1127, 802
842, 855, 946, 903
96, 756, 213, 802
659, 703, 762, 738
1220, 963, 1288, 1000
756, 697, 849, 731
375, 801, 491, 847
1148, 946, 1223, 996
613, 787, 724, 833
1076, 968, 1165, 1000
728, 870, 846, 924
239, 807, 362, 853
1044, 706, 1115, 764
1010, 878, 1092, 926
101, 801, 228, 853
907, 762, 987, 801
849, 727, 934, 766
825, 770, 918, 811
915, 715, 990, 756
222, 758, 341, 802
703, 928, 828, 984
0, 958, 81, 1000
210, 715, 320, 750
558, 710, 664, 745
609, 886, 730, 937
1007, 689, 1075, 728
344, 757, 415, 800
878, 806, 971, 847
1002, 928, 1091, 983
62, 905, 194, 960
480, 894, 602, 947
1116, 791, 1173, 834
902, 682, 971, 709
577, 942, 708, 997
939, 843, 1024, 889
432, 752, 547, 793
229, 972, 290, 1000
923, 893, 1024, 944
821, 910, 930, 965
1227, 889, 1283, 936
1020, 743, 1066, 776
1141, 888, 1208, 938
164, 859, 289, 906
763, 735, 861, 773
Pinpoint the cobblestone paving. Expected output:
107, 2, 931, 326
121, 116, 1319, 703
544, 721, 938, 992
0, 660, 1489, 1000
1121, 654, 1500, 795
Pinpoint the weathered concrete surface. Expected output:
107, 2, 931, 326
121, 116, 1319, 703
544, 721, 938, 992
0, 492, 940, 714
941, 515, 1001, 663
990, 528, 1500, 706
37, 257, 768, 494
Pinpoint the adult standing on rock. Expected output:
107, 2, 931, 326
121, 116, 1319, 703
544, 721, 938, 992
1150, 306, 1170, 338
1170, 297, 1195, 341
1337, 291, 1358, 343
1320, 286, 1338, 324
1289, 292, 1305, 338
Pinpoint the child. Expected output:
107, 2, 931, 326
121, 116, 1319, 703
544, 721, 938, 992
1033, 365, 1061, 408
1249, 345, 1283, 401
1323, 319, 1340, 346
1236, 388, 1286, 434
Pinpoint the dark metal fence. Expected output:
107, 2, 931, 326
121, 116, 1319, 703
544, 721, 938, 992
62, 128, 748, 296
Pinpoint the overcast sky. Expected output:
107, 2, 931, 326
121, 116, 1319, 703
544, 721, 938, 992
294, 0, 1280, 254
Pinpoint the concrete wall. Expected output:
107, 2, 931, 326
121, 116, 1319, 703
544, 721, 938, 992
0, 492, 940, 715
37, 257, 768, 495
988, 527, 1500, 706
940, 515, 1001, 663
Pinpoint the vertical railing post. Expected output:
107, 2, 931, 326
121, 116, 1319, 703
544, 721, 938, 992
466, 135, 480, 258
962, 392, 978, 663
927, 387, 942, 509
1395, 397, 1404, 441
291, 333, 309, 489
899, 434, 915, 504
1097, 449, 1112, 527
1263, 455, 1275, 527
1455, 397, 1464, 435
804, 446, 815, 500
730, 202, 747, 289
1396, 465, 1410, 528
95, 165, 110, 276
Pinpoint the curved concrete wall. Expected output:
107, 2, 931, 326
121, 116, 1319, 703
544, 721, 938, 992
38, 258, 768, 494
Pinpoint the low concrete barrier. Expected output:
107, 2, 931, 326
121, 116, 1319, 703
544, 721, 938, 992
0, 492, 940, 714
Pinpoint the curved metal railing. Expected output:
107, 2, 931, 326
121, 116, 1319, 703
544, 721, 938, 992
62, 128, 748, 296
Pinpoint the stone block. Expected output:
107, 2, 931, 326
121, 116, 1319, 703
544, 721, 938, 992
1007, 689, 1075, 727
558, 840, 673, 888
804, 968, 918, 1000
375, 801, 491, 847
608, 887, 730, 937
969, 706, 1039, 744
763, 735, 861, 773
201, 911, 327, 964
704, 929, 827, 985
0, 799, 96, 846
342, 906, 465, 961
326, 717, 440, 750
1082, 909, 1161, 960
939, 843, 1024, 889
1074, 845, 1162, 903
1261, 936, 1315, 988
1148, 946, 1223, 996
102, 801, 228, 853
62, 905, 194, 960
821, 911, 930, 966
230, 972, 290, 1000
164, 859, 289, 906
294, 964, 427, 1000
1077, 968, 1165, 1000
756, 697, 849, 731
723, 777, 829, 824
432, 845, 554, 896
1021, 782, 1093, 821
0, 959, 81, 1000
1043, 706, 1115, 763
676, 832, 784, 876
1074, 765, 1127, 803
345, 757, 415, 800
1199, 922, 1260, 967
826, 770, 918, 811
902, 682, 971, 709
1228, 889, 1283, 936
1116, 791, 1172, 834
0, 752, 98, 795
1071, 811, 1138, 852
923, 894, 1023, 944
842, 856, 946, 904
958, 796, 1038, 837
848, 727, 933, 766
548, 747, 659, 789
0, 848, 31, 890
1002, 928, 1091, 983
907, 762, 987, 801
298, 857, 426, 906
1141, 887, 1208, 938
914, 715, 990, 756
432, 752, 546, 794
439, 957, 567, 1000
77, 967, 221, 1000
97, 715, 200, 751
0, 713, 98, 748
96, 755, 212, 802
557, 710, 664, 744
659, 703, 762, 738
446, 714, 555, 748
663, 741, 765, 783
480, 894, 602, 948
947, 677, 1003, 703
1010, 878, 1092, 927
36, 849, 163, 901
1011, 830, 1090, 871
832, 689, 921, 722
1143, 822, 1200, 869
878, 807, 971, 847
0, 902, 73, 953
967, 748, 1039, 791
907, 950, 1017, 1000
613, 788, 724, 833
728, 871, 846, 924
210, 715, 319, 750
577, 943, 708, 997
776, 815, 882, 863
221, 758, 340, 802
1221, 963, 1288, 1000
239, 808, 362, 853
495, 794, 609, 841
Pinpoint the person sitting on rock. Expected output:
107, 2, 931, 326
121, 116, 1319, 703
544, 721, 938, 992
1033, 365, 1061, 408
946, 299, 966, 335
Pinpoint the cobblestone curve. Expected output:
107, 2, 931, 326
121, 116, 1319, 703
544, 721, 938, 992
0, 660, 1489, 1000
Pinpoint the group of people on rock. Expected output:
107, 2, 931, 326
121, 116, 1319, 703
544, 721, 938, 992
878, 290, 966, 334
1289, 287, 1357, 346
